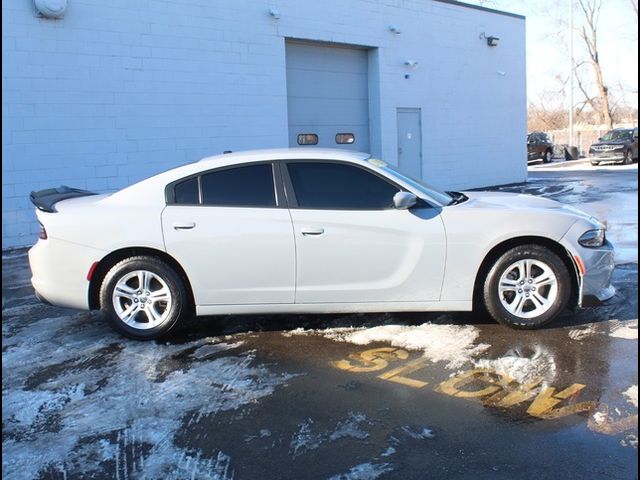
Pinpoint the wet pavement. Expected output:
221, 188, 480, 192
2, 164, 638, 479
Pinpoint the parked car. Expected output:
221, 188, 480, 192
527, 132, 554, 163
589, 127, 638, 165
29, 149, 615, 339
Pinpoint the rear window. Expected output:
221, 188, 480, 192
201, 164, 276, 207
174, 178, 199, 204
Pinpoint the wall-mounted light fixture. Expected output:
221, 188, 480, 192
404, 60, 419, 68
34, 0, 67, 18
389, 25, 401, 35
268, 7, 281, 19
479, 32, 500, 47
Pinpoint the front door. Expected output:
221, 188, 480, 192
161, 163, 295, 306
283, 161, 446, 304
397, 108, 423, 179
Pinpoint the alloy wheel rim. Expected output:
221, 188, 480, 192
498, 259, 558, 319
112, 270, 172, 329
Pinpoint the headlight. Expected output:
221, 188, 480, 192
578, 229, 606, 247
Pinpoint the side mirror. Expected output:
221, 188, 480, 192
393, 191, 417, 210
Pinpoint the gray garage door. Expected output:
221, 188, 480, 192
285, 41, 369, 152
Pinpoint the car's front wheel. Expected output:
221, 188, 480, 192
483, 245, 571, 329
591, 160, 600, 166
623, 150, 633, 165
99, 256, 188, 340
543, 150, 552, 163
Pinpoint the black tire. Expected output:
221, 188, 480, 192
99, 256, 189, 340
591, 161, 600, 166
543, 150, 552, 163
623, 150, 632, 165
482, 245, 571, 329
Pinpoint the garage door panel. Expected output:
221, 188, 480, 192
286, 41, 370, 151
287, 71, 368, 99
285, 44, 368, 74
287, 99, 369, 125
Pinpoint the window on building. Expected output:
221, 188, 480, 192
335, 133, 355, 144
201, 164, 276, 207
286, 162, 399, 210
297, 134, 318, 145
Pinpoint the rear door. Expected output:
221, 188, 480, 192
161, 162, 295, 306
283, 161, 446, 304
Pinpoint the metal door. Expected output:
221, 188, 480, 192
397, 108, 423, 178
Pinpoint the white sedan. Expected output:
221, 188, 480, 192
29, 149, 615, 339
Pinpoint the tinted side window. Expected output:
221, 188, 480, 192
201, 164, 276, 207
174, 177, 199, 204
287, 162, 399, 210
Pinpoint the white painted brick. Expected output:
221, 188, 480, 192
2, 0, 525, 247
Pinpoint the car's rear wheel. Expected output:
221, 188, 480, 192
543, 150, 552, 163
483, 245, 571, 329
99, 256, 188, 340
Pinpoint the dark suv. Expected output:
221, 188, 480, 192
589, 127, 638, 165
527, 132, 553, 163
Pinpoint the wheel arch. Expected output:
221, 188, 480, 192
88, 247, 195, 311
472, 236, 580, 311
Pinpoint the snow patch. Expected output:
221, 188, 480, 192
623, 385, 638, 408
190, 341, 244, 360
475, 349, 557, 386
281, 327, 311, 337
592, 411, 608, 425
610, 319, 638, 340
287, 323, 489, 369
620, 434, 638, 449
399, 426, 435, 440
380, 446, 396, 457
568, 326, 596, 341
289, 412, 370, 458
2, 312, 294, 479
328, 462, 394, 480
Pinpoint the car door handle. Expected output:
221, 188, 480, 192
173, 222, 196, 230
301, 227, 324, 236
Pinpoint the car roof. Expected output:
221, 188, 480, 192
197, 148, 371, 167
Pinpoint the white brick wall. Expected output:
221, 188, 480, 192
2, 0, 526, 248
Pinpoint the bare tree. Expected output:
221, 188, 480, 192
574, 0, 613, 129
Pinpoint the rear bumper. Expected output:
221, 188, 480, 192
29, 238, 106, 311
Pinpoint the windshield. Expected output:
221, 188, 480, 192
368, 158, 454, 206
601, 130, 633, 141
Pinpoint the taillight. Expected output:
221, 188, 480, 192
38, 223, 48, 240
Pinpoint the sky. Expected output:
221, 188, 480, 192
473, 0, 638, 108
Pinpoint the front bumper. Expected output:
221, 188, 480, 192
589, 153, 625, 163
575, 239, 616, 306
560, 221, 616, 307
581, 242, 616, 305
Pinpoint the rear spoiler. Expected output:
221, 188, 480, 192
30, 186, 98, 213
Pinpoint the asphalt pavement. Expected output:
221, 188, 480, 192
2, 163, 637, 480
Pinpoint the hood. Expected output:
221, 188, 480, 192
591, 140, 631, 147
458, 191, 599, 224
